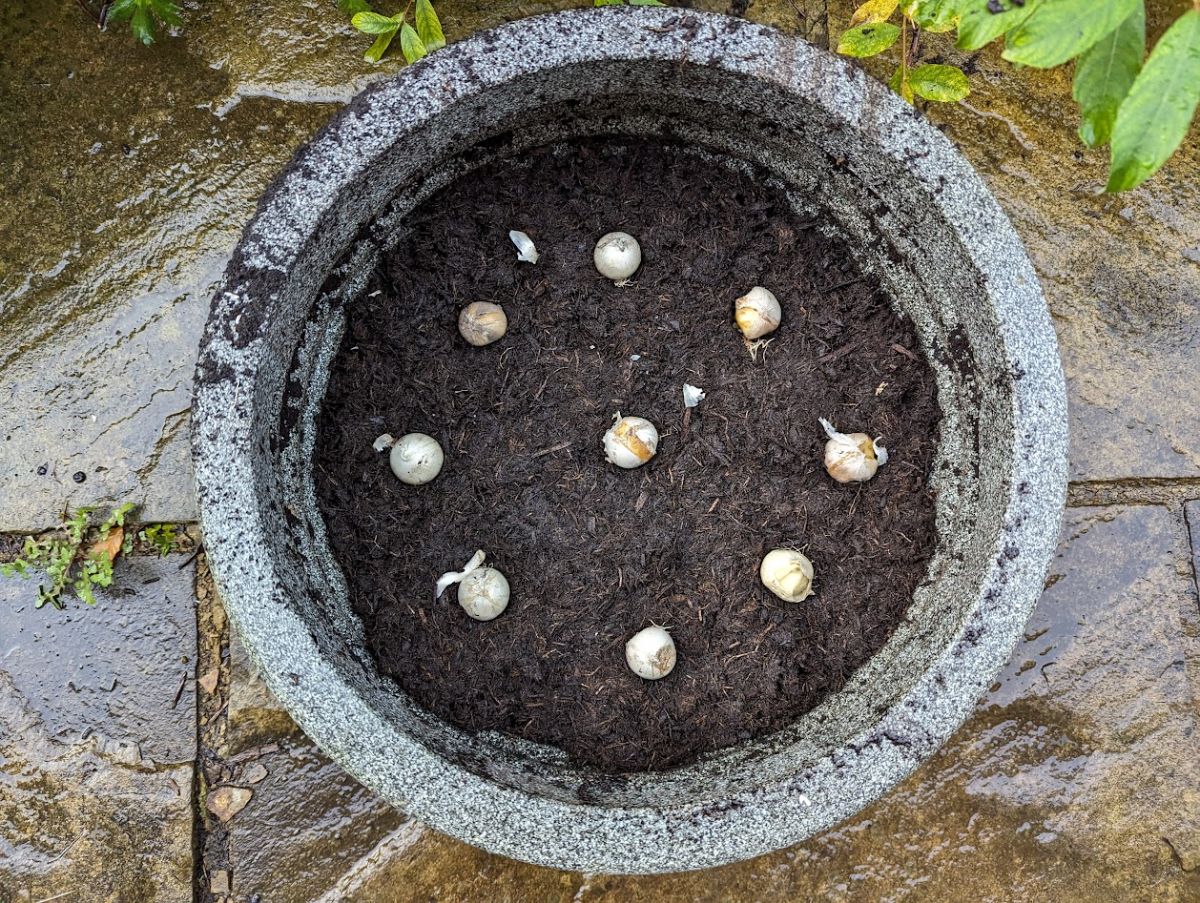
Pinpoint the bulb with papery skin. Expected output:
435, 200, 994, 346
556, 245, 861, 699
603, 413, 658, 469
458, 301, 508, 347
594, 232, 642, 281
759, 548, 815, 603
820, 417, 888, 483
389, 433, 444, 485
457, 567, 510, 621
734, 286, 781, 340
625, 626, 676, 679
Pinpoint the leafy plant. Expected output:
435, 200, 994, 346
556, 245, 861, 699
105, 0, 182, 45
139, 523, 178, 557
0, 504, 135, 609
595, 0, 667, 6
837, 0, 1200, 191
345, 0, 447, 64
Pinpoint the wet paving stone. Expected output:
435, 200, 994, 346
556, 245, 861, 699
2, 0, 1197, 534
210, 505, 1200, 900
0, 555, 197, 902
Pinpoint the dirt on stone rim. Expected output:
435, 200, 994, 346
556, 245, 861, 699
313, 139, 941, 773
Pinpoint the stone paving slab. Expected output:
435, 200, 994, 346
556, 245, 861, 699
213, 504, 1200, 900
0, 0, 583, 533
2, 0, 1198, 533
0, 555, 197, 902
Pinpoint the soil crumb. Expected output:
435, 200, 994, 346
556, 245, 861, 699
313, 139, 940, 772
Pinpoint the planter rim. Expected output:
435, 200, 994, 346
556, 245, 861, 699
192, 7, 1068, 874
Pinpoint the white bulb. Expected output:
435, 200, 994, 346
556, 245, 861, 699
594, 232, 642, 281
457, 567, 510, 621
625, 626, 676, 680
734, 287, 781, 340
389, 433, 444, 485
820, 417, 888, 484
603, 413, 658, 469
458, 301, 508, 347
759, 548, 815, 603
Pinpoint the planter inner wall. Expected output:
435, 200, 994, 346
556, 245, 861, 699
194, 9, 1065, 874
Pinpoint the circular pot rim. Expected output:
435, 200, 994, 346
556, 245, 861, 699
192, 7, 1068, 874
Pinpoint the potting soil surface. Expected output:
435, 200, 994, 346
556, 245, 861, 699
313, 139, 941, 772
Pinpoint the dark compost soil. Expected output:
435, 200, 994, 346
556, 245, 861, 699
313, 140, 941, 773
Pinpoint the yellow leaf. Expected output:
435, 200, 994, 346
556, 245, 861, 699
850, 0, 900, 26
88, 526, 124, 564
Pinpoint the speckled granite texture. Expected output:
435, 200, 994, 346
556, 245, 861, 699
191, 7, 1067, 874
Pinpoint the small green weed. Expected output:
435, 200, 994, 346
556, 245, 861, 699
1, 504, 137, 609
139, 523, 179, 557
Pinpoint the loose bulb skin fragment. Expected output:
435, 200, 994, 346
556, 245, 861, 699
682, 383, 705, 408
389, 433, 444, 485
458, 301, 508, 347
625, 626, 676, 680
509, 230, 539, 264
734, 287, 781, 340
760, 548, 815, 603
458, 567, 510, 621
820, 417, 888, 483
603, 413, 659, 469
594, 232, 642, 281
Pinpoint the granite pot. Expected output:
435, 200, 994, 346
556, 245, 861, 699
192, 7, 1068, 874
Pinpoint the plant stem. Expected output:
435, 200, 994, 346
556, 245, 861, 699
74, 0, 102, 27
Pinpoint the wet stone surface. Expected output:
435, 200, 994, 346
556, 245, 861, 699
216, 636, 410, 903
2, 0, 1200, 897
209, 505, 1200, 900
1, 0, 1197, 534
0, 556, 196, 902
0, 0, 592, 532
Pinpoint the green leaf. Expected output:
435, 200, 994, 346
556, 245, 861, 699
837, 22, 901, 57
903, 0, 957, 33
909, 63, 970, 101
364, 31, 397, 63
140, 523, 177, 557
75, 576, 97, 606
629, 0, 667, 5
594, 0, 625, 6
889, 65, 915, 103
101, 502, 136, 535
352, 11, 402, 34
150, 0, 181, 27
106, 0, 136, 21
851, 0, 899, 24
1073, 1, 1144, 147
955, 0, 1039, 52
1004, 0, 1138, 68
67, 509, 91, 544
400, 22, 428, 64
339, 0, 373, 14
105, 0, 179, 44
1107, 9, 1200, 191
415, 0, 446, 52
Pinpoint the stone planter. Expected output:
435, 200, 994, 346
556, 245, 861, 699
192, 8, 1067, 874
